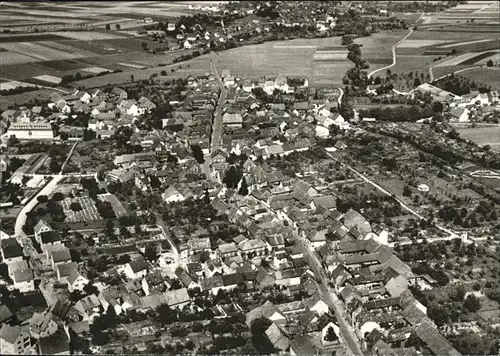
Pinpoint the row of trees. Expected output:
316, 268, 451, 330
1, 85, 38, 96
432, 73, 491, 96
358, 104, 435, 122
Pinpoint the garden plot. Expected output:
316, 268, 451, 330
32, 74, 62, 85
474, 51, 500, 64
60, 196, 102, 223
0, 80, 36, 91
0, 50, 40, 65
398, 39, 451, 48
99, 193, 127, 217
439, 38, 498, 48
313, 50, 348, 61
39, 40, 98, 57
82, 66, 112, 74
434, 51, 495, 67
0, 42, 84, 61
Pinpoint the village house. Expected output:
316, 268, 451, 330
1, 238, 24, 265
124, 258, 149, 279
0, 324, 31, 355
67, 269, 89, 293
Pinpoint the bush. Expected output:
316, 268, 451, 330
463, 294, 481, 312
70, 202, 82, 211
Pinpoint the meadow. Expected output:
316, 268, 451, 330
456, 126, 500, 151
458, 67, 500, 90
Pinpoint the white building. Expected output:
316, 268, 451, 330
0, 325, 31, 355
124, 258, 149, 279
67, 269, 89, 292
6, 123, 54, 140
12, 268, 35, 293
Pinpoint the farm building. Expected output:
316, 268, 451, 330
6, 123, 54, 140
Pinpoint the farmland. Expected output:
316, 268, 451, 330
386, 0, 500, 87
457, 67, 500, 90
456, 126, 500, 152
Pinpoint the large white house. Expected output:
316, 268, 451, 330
6, 123, 54, 140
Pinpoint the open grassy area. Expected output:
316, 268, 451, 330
457, 67, 500, 91
456, 126, 500, 151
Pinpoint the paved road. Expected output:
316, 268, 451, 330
265, 202, 364, 355
325, 151, 460, 239
337, 87, 344, 105
429, 65, 485, 83
297, 239, 364, 355
209, 52, 228, 154
368, 12, 424, 79
14, 175, 65, 239
156, 218, 180, 268
60, 142, 78, 174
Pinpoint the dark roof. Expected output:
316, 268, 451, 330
40, 230, 61, 244
416, 321, 461, 356
39, 330, 70, 355
222, 273, 244, 286
129, 258, 148, 273
2, 241, 23, 259
0, 305, 13, 323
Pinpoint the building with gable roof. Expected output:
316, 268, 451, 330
0, 324, 31, 355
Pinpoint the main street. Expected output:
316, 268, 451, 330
298, 238, 365, 356
264, 201, 364, 355
209, 51, 228, 154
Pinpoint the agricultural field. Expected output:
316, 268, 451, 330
457, 67, 500, 91
456, 126, 500, 152
387, 0, 499, 86
0, 89, 55, 110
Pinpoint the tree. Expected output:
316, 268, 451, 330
450, 284, 466, 302
141, 42, 148, 51
199, 250, 210, 263
402, 185, 412, 197
341, 35, 353, 46
70, 202, 82, 211
145, 244, 159, 262
83, 282, 98, 295
52, 192, 64, 201
156, 304, 176, 325
238, 177, 249, 196
115, 23, 121, 30
50, 160, 61, 174
432, 101, 443, 114
118, 254, 131, 264
222, 166, 242, 189
37, 195, 48, 203
8, 135, 19, 146
324, 326, 338, 343
250, 317, 276, 355
486, 59, 493, 67
463, 294, 481, 312
191, 144, 205, 164
105, 24, 110, 30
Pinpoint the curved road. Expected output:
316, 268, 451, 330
325, 151, 460, 239
368, 12, 424, 79
429, 65, 487, 83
